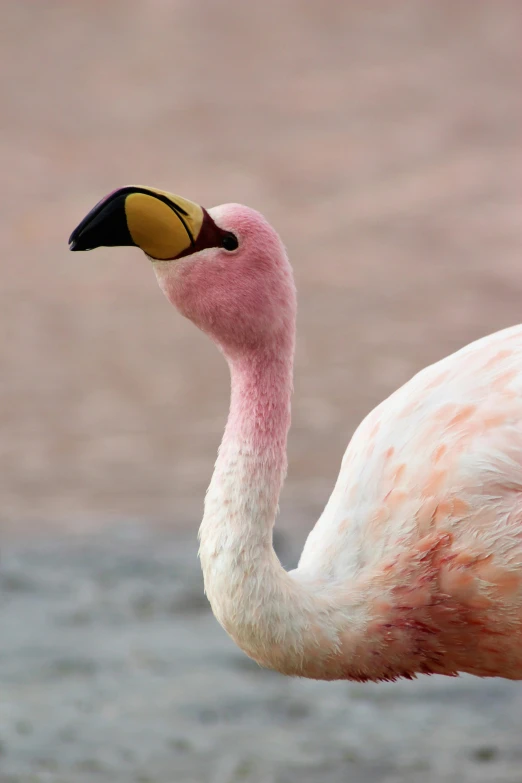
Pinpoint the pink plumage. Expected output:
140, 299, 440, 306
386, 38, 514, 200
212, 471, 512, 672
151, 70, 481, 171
71, 189, 522, 682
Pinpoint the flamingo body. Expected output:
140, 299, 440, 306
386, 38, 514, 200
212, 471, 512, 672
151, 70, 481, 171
70, 188, 522, 681
299, 324, 522, 679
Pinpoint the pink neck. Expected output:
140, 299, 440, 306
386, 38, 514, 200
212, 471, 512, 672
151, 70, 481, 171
198, 335, 379, 679
227, 346, 293, 449
220, 343, 293, 529
198, 337, 313, 669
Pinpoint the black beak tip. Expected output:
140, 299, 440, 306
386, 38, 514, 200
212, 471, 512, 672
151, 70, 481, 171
69, 239, 84, 252
68, 226, 80, 249
68, 229, 93, 252
68, 189, 134, 253
69, 238, 94, 252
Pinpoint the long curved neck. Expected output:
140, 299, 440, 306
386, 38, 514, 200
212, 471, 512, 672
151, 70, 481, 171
197, 339, 425, 682
199, 340, 346, 677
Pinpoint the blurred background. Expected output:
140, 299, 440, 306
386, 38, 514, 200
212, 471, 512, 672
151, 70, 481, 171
0, 2, 521, 782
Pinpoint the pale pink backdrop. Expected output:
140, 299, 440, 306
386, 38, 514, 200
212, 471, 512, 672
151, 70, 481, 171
0, 0, 520, 536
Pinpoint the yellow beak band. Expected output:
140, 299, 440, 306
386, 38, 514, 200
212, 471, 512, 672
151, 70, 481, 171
125, 188, 203, 259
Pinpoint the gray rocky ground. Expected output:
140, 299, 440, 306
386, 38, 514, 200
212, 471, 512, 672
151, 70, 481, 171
1, 526, 522, 783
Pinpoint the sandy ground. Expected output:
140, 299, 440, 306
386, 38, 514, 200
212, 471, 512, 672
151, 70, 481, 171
1, 1, 522, 781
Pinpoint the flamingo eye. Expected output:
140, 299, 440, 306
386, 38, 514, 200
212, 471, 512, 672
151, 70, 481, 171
222, 232, 238, 251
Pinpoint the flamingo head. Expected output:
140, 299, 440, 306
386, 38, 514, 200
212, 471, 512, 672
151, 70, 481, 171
69, 186, 296, 357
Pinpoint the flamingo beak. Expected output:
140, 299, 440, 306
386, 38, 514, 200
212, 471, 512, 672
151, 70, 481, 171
68, 186, 204, 261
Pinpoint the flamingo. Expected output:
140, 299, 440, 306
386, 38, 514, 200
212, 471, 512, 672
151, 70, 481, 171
69, 186, 522, 682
